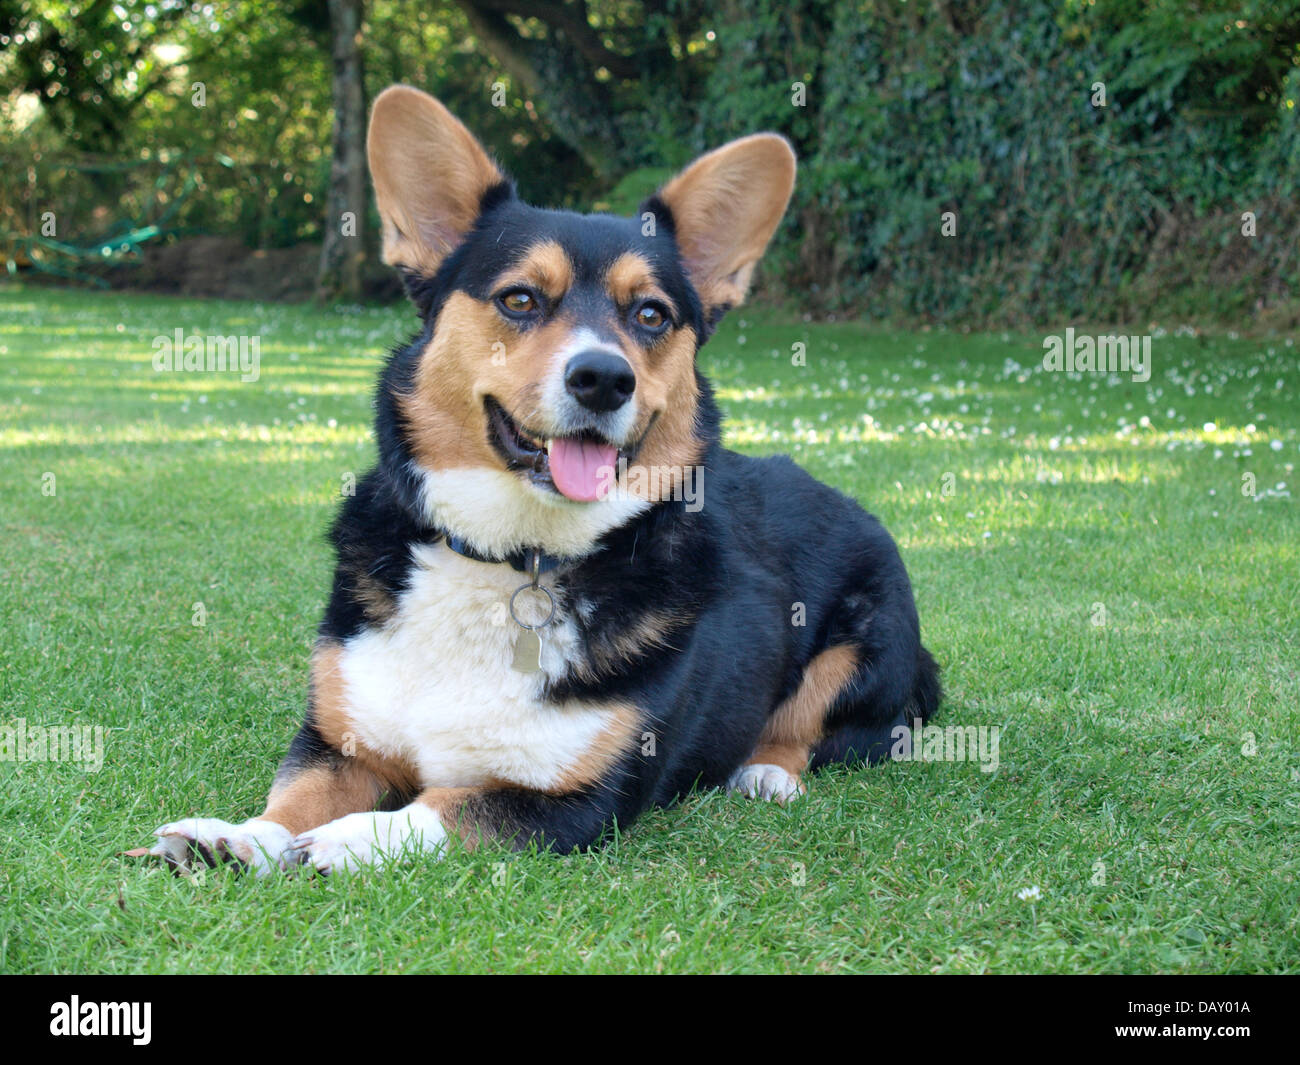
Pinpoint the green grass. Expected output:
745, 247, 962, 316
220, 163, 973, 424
0, 284, 1296, 974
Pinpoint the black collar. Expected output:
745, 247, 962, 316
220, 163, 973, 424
443, 534, 564, 575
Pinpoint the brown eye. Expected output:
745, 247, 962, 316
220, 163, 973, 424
499, 289, 537, 316
635, 302, 668, 331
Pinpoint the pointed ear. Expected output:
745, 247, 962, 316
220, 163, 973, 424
367, 85, 507, 278
653, 134, 796, 314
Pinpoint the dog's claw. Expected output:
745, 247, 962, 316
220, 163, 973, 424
147, 817, 295, 876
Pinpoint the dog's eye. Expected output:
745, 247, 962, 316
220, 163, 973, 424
633, 301, 669, 332
498, 289, 539, 317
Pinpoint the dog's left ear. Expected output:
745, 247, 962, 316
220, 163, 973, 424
651, 134, 796, 315
367, 85, 507, 280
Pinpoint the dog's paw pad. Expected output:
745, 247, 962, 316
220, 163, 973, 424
292, 807, 447, 876
149, 817, 292, 876
727, 763, 805, 804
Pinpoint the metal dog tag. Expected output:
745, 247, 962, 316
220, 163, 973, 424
511, 628, 542, 673
509, 552, 554, 674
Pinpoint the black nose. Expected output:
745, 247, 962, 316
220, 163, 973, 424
564, 350, 635, 413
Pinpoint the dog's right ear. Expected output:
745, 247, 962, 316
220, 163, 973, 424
367, 85, 507, 281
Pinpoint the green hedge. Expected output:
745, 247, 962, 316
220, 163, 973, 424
5, 1, 1295, 323
697, 0, 1300, 323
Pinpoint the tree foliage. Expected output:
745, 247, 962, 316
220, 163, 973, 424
2, 0, 1296, 320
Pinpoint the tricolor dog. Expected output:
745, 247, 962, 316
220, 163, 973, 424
150, 86, 941, 874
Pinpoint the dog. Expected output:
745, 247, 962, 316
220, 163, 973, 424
149, 85, 941, 874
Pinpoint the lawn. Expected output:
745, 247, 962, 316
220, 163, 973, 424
0, 284, 1295, 974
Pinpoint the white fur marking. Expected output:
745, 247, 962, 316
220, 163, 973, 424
415, 464, 646, 559
539, 327, 640, 445
727, 763, 805, 804
292, 805, 447, 874
338, 542, 616, 791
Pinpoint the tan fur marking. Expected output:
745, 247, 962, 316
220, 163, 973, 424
575, 610, 693, 679
603, 610, 688, 666
492, 240, 573, 300
416, 787, 488, 851
606, 251, 671, 309
624, 326, 703, 501
745, 644, 859, 779
261, 763, 383, 837
346, 566, 396, 623
551, 701, 641, 793
308, 640, 420, 798
397, 293, 569, 472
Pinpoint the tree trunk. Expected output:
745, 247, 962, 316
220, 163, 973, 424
317, 0, 367, 302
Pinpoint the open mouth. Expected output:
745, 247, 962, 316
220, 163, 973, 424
486, 397, 632, 503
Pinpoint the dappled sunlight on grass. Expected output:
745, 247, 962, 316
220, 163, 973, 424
1, 285, 1296, 975
0, 420, 372, 450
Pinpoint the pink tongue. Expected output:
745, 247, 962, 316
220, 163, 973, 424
548, 437, 617, 502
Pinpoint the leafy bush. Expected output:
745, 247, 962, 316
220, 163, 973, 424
776, 0, 1300, 322
3, 0, 1295, 322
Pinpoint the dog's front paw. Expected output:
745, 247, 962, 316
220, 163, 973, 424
150, 817, 294, 876
291, 806, 447, 875
727, 763, 805, 804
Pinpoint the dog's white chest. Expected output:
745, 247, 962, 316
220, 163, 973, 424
336, 543, 606, 791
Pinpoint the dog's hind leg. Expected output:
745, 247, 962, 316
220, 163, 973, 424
728, 643, 860, 803
809, 645, 942, 769
808, 710, 909, 768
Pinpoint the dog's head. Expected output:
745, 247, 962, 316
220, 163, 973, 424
368, 85, 795, 555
